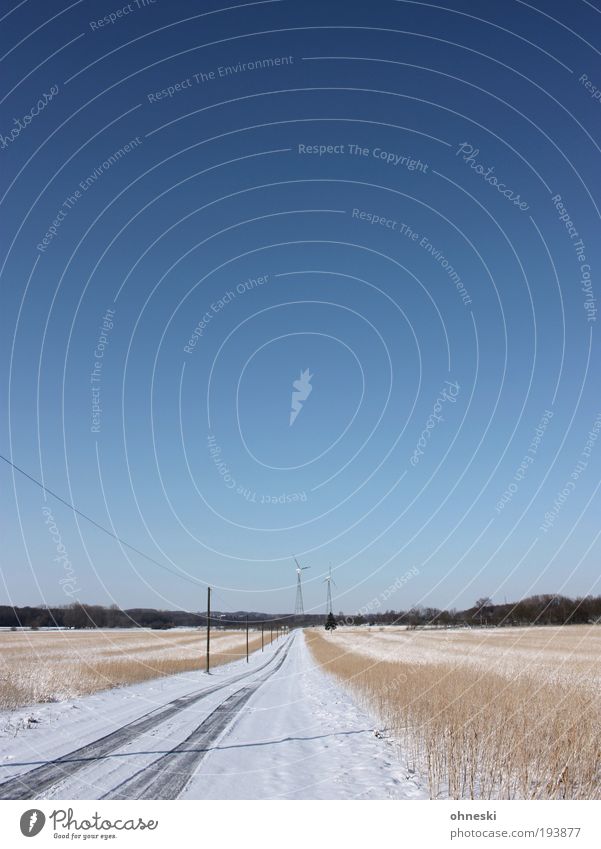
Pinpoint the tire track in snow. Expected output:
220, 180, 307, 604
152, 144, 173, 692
0, 638, 291, 800
104, 634, 294, 799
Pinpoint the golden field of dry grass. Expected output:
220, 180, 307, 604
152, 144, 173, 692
0, 628, 273, 710
307, 626, 601, 800
329, 625, 601, 691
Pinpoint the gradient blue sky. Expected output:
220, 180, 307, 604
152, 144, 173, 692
1, 0, 600, 614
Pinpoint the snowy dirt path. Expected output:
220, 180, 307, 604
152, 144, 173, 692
182, 631, 426, 800
0, 632, 426, 800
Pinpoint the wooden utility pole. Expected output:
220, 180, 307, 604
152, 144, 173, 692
270, 624, 273, 645
206, 586, 211, 673
261, 622, 264, 652
246, 614, 249, 662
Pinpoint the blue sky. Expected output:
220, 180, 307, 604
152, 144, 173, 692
1, 0, 600, 614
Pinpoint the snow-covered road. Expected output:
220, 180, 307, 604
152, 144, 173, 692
182, 629, 426, 800
0, 632, 426, 800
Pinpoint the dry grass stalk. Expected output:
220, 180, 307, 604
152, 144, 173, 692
0, 630, 273, 710
306, 630, 601, 800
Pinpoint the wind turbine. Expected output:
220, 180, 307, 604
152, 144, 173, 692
324, 565, 336, 615
293, 557, 310, 616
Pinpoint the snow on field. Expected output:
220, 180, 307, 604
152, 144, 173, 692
0, 633, 427, 800
0, 636, 281, 784
331, 625, 601, 689
0, 627, 245, 661
0, 628, 256, 708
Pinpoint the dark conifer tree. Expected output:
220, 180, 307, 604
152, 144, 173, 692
325, 612, 337, 631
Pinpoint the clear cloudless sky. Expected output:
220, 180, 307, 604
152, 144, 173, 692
1, 0, 600, 614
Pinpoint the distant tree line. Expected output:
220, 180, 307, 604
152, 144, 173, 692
1, 593, 600, 630
0, 604, 292, 630
333, 593, 601, 629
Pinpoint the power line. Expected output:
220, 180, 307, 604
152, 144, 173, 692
0, 451, 205, 588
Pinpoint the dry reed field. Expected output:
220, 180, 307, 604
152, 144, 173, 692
307, 627, 601, 800
329, 625, 601, 691
0, 628, 272, 710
